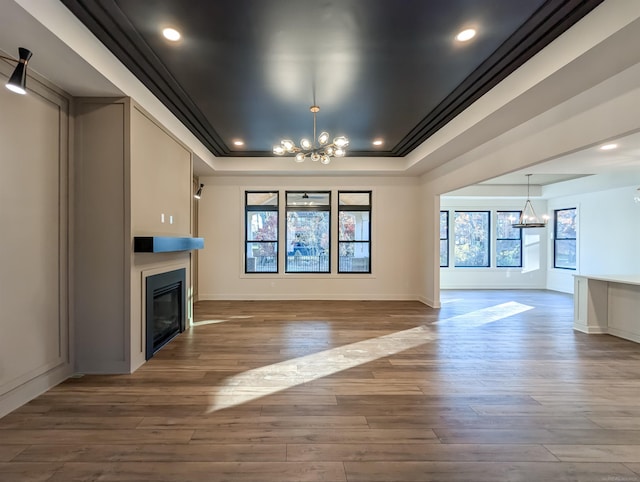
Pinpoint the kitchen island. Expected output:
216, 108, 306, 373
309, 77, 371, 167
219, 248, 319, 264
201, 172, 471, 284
574, 274, 640, 343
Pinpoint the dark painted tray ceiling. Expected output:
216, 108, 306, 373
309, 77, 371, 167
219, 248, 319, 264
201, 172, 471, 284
61, 0, 603, 158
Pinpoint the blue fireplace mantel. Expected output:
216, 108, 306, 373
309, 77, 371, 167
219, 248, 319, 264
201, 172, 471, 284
134, 236, 204, 253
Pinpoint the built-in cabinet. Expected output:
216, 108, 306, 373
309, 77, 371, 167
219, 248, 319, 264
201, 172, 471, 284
74, 98, 193, 374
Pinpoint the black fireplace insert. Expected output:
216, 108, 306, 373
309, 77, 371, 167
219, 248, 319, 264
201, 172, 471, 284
145, 268, 186, 360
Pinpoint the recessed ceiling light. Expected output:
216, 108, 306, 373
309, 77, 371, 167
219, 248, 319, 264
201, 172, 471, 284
373, 139, 384, 146
599, 143, 618, 150
233, 140, 245, 146
456, 28, 476, 42
162, 27, 181, 42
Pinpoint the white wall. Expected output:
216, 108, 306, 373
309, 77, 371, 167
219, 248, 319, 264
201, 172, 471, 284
547, 185, 640, 293
440, 198, 548, 289
197, 176, 421, 300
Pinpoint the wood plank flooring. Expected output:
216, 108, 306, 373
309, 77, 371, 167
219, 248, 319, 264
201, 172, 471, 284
2, 290, 640, 481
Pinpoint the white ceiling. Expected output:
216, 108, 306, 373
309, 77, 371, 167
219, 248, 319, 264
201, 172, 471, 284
478, 130, 640, 187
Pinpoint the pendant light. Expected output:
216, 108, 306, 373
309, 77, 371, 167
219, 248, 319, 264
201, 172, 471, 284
512, 174, 548, 228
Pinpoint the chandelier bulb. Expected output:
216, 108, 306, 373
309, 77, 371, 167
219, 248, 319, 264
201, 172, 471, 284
300, 138, 312, 150
334, 136, 349, 148
281, 139, 295, 152
320, 155, 331, 165
334, 148, 345, 157
318, 132, 330, 145
295, 152, 306, 162
311, 152, 321, 162
273, 146, 285, 155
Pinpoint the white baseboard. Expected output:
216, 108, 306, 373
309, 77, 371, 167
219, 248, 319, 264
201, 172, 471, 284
417, 295, 441, 308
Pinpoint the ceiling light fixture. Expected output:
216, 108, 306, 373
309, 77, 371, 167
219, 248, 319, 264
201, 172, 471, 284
456, 28, 476, 42
233, 140, 244, 146
162, 27, 181, 41
512, 174, 549, 228
273, 105, 348, 165
599, 143, 617, 150
373, 139, 384, 146
194, 183, 204, 199
1, 47, 33, 95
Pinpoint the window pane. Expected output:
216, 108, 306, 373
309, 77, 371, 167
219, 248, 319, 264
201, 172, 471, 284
339, 242, 370, 272
247, 192, 278, 206
496, 239, 522, 267
497, 211, 521, 239
339, 211, 370, 241
247, 211, 278, 241
339, 192, 370, 206
440, 239, 448, 267
286, 192, 330, 206
246, 191, 279, 274
556, 209, 576, 239
440, 211, 448, 268
286, 211, 329, 272
338, 192, 371, 274
554, 208, 576, 270
454, 211, 490, 267
555, 239, 576, 269
440, 211, 448, 239
246, 242, 277, 273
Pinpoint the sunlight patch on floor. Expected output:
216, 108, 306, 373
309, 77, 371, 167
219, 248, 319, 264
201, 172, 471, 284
192, 319, 230, 327
434, 301, 534, 328
440, 298, 464, 304
193, 315, 254, 327
206, 301, 534, 412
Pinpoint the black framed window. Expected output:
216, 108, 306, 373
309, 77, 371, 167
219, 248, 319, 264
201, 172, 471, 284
454, 211, 490, 267
286, 191, 330, 273
245, 192, 278, 273
554, 207, 576, 270
496, 211, 522, 267
440, 211, 449, 267
338, 191, 371, 273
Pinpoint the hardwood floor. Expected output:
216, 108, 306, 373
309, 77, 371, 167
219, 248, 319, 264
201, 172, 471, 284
2, 290, 640, 481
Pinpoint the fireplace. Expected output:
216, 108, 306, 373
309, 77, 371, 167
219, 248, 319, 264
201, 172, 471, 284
145, 268, 186, 360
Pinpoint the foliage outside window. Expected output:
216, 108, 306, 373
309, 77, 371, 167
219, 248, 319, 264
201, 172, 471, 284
454, 211, 490, 267
554, 207, 576, 270
496, 211, 522, 267
245, 192, 279, 273
440, 211, 449, 267
286, 192, 330, 273
338, 192, 371, 273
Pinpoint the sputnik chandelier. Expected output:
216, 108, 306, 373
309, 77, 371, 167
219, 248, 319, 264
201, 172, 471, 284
273, 105, 348, 165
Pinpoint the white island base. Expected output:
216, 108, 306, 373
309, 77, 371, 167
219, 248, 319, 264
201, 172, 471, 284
574, 275, 640, 343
